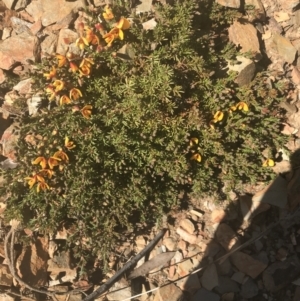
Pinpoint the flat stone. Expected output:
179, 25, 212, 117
26, 0, 80, 27
211, 209, 226, 224
179, 218, 195, 234
230, 251, 267, 279
215, 276, 240, 294
221, 292, 235, 301
107, 279, 131, 301
191, 288, 220, 301
0, 122, 19, 160
231, 271, 246, 284
0, 32, 36, 69
252, 175, 288, 208
163, 237, 177, 251
56, 29, 79, 55
13, 78, 32, 94
273, 34, 297, 64
30, 19, 42, 36
241, 278, 258, 298
136, 0, 152, 13
0, 264, 13, 286
216, 257, 232, 276
263, 255, 300, 293
0, 294, 15, 301
228, 20, 261, 61
201, 263, 219, 291
216, 0, 240, 8
2, 0, 14, 9
41, 33, 58, 57
158, 283, 183, 301
215, 223, 240, 251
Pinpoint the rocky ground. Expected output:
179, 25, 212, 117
1, 0, 300, 301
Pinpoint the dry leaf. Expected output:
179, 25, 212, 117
273, 11, 290, 22
128, 251, 175, 279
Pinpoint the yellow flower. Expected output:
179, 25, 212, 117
103, 6, 114, 20
39, 169, 54, 179
25, 174, 46, 189
45, 85, 57, 101
80, 58, 94, 68
263, 159, 275, 167
48, 156, 61, 169
103, 28, 121, 46
189, 138, 198, 146
69, 62, 79, 73
32, 156, 48, 169
65, 137, 76, 150
69, 88, 82, 100
81, 105, 92, 119
60, 95, 71, 106
116, 17, 130, 30
236, 102, 249, 112
76, 36, 89, 50
85, 29, 100, 45
56, 54, 68, 67
53, 80, 65, 92
213, 111, 224, 121
190, 153, 201, 162
43, 67, 57, 80
37, 181, 50, 193
79, 65, 91, 76
54, 150, 69, 162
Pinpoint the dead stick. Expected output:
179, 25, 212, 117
82, 228, 167, 301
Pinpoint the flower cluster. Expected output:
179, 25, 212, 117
25, 137, 75, 192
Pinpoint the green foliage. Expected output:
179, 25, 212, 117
1, 0, 288, 266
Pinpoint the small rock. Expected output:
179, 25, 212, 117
136, 0, 153, 13
241, 278, 258, 298
230, 251, 267, 279
201, 263, 219, 291
176, 273, 201, 291
204, 241, 221, 258
276, 247, 288, 261
56, 28, 79, 55
179, 218, 195, 234
0, 264, 13, 286
2, 27, 12, 40
41, 33, 58, 57
216, 257, 232, 276
2, 0, 14, 9
30, 19, 43, 36
163, 237, 177, 251
176, 227, 201, 244
281, 0, 300, 11
273, 34, 297, 64
231, 271, 246, 284
191, 288, 220, 301
0, 123, 19, 161
228, 20, 262, 61
211, 209, 226, 224
158, 283, 183, 301
216, 0, 240, 8
107, 279, 131, 301
14, 0, 28, 10
0, 294, 15, 301
215, 223, 240, 251
27, 95, 42, 115
215, 276, 240, 294
13, 78, 32, 94
221, 292, 235, 301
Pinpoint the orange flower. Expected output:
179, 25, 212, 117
48, 156, 61, 169
103, 28, 121, 46
80, 105, 92, 119
80, 58, 94, 68
190, 153, 201, 162
43, 67, 57, 80
69, 62, 79, 73
116, 17, 130, 30
25, 174, 46, 189
103, 5, 114, 20
37, 181, 50, 192
39, 169, 54, 179
60, 95, 71, 106
85, 29, 100, 45
53, 80, 65, 92
65, 137, 76, 150
76, 36, 89, 50
79, 65, 91, 76
56, 54, 68, 67
189, 138, 198, 146
54, 150, 69, 162
69, 88, 82, 100
45, 85, 58, 101
230, 102, 249, 112
32, 156, 47, 169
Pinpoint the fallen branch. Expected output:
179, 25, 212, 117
82, 228, 167, 301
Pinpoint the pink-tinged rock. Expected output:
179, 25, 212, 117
13, 78, 32, 94
0, 123, 19, 161
18, 10, 35, 23
26, 0, 80, 27
231, 251, 267, 279
228, 20, 262, 61
176, 227, 201, 244
0, 69, 6, 84
30, 19, 42, 36
158, 283, 183, 301
41, 33, 57, 57
215, 223, 240, 251
216, 0, 240, 8
2, 0, 14, 9
2, 27, 12, 40
211, 209, 226, 224
56, 29, 79, 55
179, 218, 195, 234
0, 32, 36, 70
